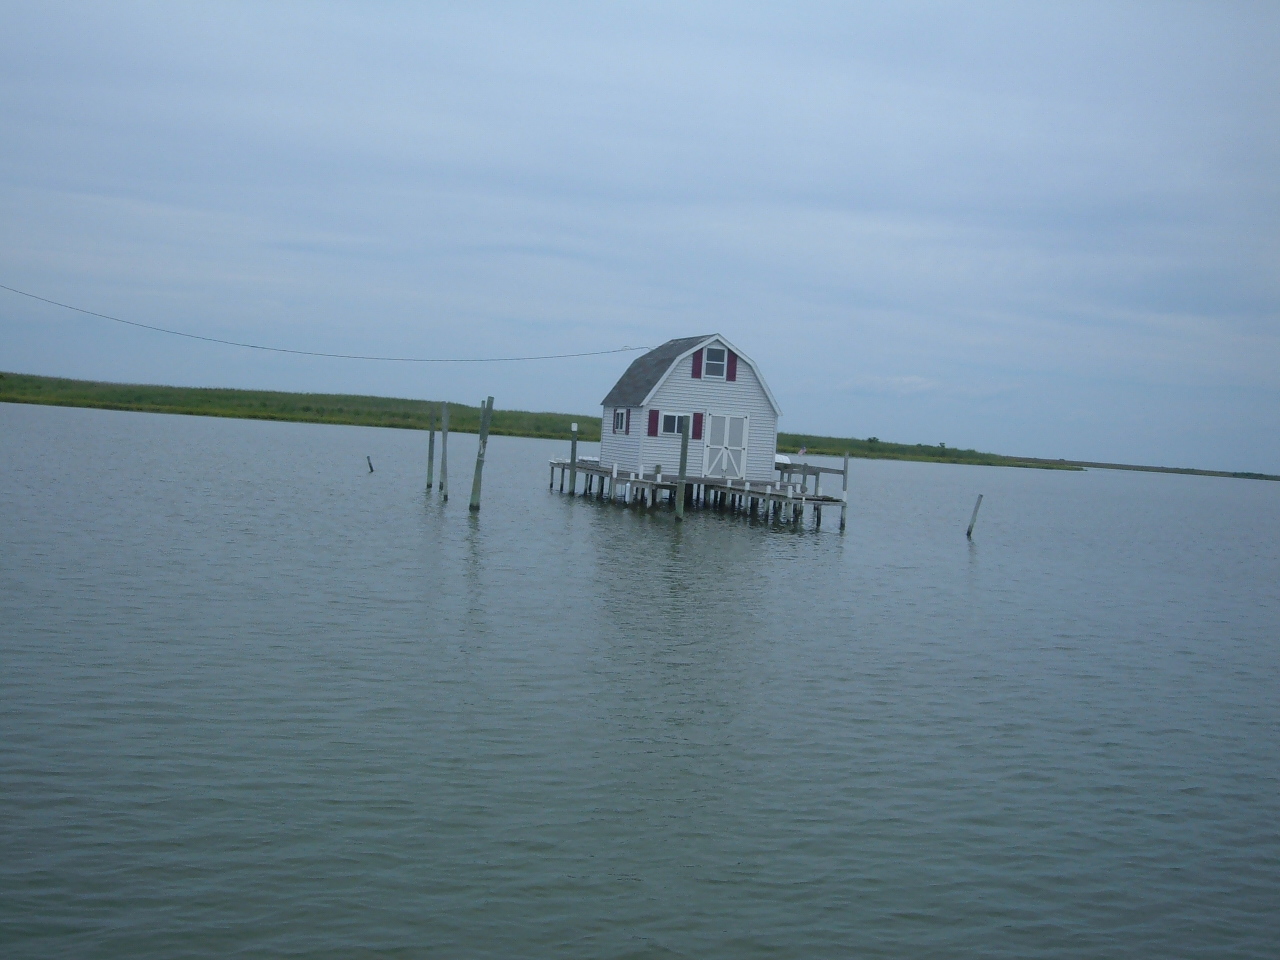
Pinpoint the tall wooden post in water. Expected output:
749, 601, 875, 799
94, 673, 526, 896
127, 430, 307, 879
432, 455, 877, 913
568, 423, 579, 495
439, 403, 449, 500
426, 418, 436, 492
675, 416, 690, 521
840, 452, 849, 531
469, 396, 494, 512
966, 494, 983, 539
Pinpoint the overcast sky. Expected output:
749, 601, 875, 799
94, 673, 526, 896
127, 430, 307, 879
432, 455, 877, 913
3, 2, 1278, 471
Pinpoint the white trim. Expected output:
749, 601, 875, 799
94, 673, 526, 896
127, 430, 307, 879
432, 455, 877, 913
639, 334, 783, 417
659, 411, 691, 436
702, 412, 750, 479
701, 345, 728, 380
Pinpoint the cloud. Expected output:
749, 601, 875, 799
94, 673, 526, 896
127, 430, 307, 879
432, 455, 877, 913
842, 375, 941, 397
1, 2, 1278, 470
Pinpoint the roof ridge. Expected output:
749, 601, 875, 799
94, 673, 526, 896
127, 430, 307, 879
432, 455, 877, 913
600, 335, 717, 408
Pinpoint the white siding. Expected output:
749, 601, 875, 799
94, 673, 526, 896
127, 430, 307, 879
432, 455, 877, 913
644, 340, 778, 482
599, 406, 642, 474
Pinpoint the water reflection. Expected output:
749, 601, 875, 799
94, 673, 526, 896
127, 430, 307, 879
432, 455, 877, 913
3, 404, 1278, 960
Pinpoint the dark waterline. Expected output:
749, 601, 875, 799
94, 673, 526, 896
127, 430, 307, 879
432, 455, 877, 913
3, 403, 1278, 958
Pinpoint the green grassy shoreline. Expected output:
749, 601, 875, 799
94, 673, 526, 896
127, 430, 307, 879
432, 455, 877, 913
3, 371, 1275, 481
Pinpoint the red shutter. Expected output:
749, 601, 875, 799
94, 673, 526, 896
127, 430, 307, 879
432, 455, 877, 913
691, 349, 703, 379
692, 412, 703, 440
727, 351, 738, 381
647, 409, 659, 436
625, 408, 630, 434
611, 408, 617, 434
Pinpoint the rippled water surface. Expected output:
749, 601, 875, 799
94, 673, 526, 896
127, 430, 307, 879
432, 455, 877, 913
3, 403, 1278, 958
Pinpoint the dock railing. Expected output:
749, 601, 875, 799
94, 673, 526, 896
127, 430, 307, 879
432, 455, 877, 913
550, 451, 850, 531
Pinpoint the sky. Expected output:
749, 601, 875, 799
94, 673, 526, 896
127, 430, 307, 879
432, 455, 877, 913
3, 2, 1278, 472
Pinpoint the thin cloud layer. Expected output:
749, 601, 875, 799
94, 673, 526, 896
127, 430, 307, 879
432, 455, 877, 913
2, 2, 1277, 470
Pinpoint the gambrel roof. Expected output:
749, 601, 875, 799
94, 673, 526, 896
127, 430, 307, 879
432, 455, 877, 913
601, 334, 782, 416
601, 335, 710, 407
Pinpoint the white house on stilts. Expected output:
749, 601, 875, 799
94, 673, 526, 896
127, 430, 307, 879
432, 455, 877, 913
550, 334, 849, 529
599, 334, 781, 482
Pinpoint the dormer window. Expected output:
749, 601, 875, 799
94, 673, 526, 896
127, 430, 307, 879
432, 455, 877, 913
704, 346, 727, 378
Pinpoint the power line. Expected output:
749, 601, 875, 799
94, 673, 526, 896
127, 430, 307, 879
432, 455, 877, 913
0, 282, 649, 362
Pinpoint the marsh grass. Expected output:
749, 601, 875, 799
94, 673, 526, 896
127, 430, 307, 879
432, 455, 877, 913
8, 371, 1271, 479
0, 372, 586, 440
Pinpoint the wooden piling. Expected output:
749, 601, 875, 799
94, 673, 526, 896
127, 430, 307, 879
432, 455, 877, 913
966, 494, 984, 539
469, 396, 494, 512
439, 403, 449, 500
841, 452, 849, 531
676, 418, 690, 521
426, 419, 436, 492
568, 423, 578, 495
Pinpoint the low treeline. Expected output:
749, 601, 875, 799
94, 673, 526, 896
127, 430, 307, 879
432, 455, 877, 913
774, 431, 1066, 468
0, 372, 588, 440
0, 371, 1069, 467
0, 371, 1042, 465
8, 371, 1273, 479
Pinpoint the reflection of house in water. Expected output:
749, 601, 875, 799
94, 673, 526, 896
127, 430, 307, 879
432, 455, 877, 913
551, 334, 849, 529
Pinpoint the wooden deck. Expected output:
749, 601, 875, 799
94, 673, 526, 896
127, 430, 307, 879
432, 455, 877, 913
549, 456, 849, 530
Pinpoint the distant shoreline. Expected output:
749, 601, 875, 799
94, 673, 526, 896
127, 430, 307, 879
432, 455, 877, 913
3, 371, 1275, 481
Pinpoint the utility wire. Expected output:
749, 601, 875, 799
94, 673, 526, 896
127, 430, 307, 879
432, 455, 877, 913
0, 282, 649, 362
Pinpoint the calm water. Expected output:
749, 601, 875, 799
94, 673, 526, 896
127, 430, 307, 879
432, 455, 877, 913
2, 403, 1278, 959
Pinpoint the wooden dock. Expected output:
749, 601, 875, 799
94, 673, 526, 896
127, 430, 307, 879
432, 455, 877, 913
549, 455, 849, 530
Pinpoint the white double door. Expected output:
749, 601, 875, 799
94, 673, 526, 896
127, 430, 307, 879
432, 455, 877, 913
703, 414, 749, 479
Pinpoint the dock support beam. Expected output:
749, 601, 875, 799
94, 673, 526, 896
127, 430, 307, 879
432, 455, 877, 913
841, 452, 849, 532
568, 423, 578, 495
469, 396, 494, 512
676, 418, 690, 521
439, 403, 449, 500
426, 419, 435, 493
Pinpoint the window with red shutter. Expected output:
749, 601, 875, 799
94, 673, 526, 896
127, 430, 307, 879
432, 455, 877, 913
703, 347, 726, 378
647, 410, 659, 436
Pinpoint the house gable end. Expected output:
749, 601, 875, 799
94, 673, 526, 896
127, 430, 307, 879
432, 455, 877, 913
639, 335, 782, 418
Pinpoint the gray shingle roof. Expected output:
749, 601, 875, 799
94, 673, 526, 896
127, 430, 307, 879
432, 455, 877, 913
601, 335, 714, 407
